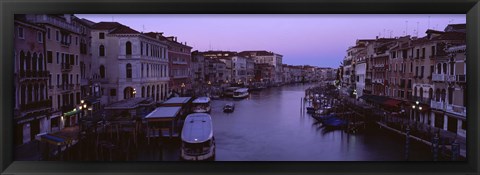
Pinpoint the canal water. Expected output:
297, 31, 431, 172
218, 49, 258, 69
210, 83, 433, 161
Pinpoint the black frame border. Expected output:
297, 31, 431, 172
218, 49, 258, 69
1, 0, 479, 174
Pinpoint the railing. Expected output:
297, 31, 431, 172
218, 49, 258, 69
446, 104, 466, 117
20, 99, 52, 111
432, 74, 445, 82
430, 100, 445, 110
172, 61, 188, 65
61, 63, 72, 72
445, 75, 456, 82
456, 75, 466, 83
18, 70, 50, 79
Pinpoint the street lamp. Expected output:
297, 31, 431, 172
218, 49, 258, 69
132, 88, 137, 97
181, 83, 186, 96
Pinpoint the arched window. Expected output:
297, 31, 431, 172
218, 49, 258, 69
448, 87, 454, 104
126, 41, 132, 55
156, 85, 160, 101
26, 52, 31, 71
126, 63, 132, 78
147, 86, 150, 97
437, 63, 441, 74
450, 62, 454, 75
443, 63, 447, 74
100, 65, 105, 78
414, 87, 417, 97
32, 53, 38, 71
152, 86, 155, 100
99, 45, 105, 57
419, 87, 423, 99
435, 89, 440, 101
20, 51, 25, 72
38, 54, 44, 71
441, 89, 446, 102
428, 88, 433, 99
124, 87, 134, 99
141, 86, 145, 98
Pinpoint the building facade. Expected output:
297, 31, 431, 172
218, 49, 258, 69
91, 22, 170, 105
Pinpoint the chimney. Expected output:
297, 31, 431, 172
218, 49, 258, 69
376, 36, 378, 39
174, 37, 177, 42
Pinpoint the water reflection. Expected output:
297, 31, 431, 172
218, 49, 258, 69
211, 84, 432, 161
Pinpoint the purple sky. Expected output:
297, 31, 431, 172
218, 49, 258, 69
76, 14, 465, 68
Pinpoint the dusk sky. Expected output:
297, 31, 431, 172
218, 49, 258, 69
77, 14, 465, 68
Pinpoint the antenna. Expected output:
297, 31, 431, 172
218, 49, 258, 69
142, 25, 145, 33
383, 29, 386, 38
390, 30, 393, 38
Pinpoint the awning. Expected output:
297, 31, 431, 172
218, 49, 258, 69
383, 99, 403, 108
63, 109, 81, 117
40, 134, 70, 146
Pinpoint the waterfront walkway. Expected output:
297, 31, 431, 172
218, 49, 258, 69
340, 93, 466, 159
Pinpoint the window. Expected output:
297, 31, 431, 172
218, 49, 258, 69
56, 52, 59, 64
47, 28, 51, 39
47, 51, 53, 63
76, 74, 79, 84
422, 48, 426, 58
126, 63, 132, 78
431, 46, 436, 57
56, 30, 59, 41
57, 74, 60, 85
37, 32, 43, 43
75, 37, 78, 45
110, 89, 116, 96
76, 55, 78, 65
415, 66, 418, 76
18, 27, 24, 39
99, 32, 105, 39
99, 45, 105, 57
421, 66, 424, 78
100, 65, 105, 78
126, 41, 132, 55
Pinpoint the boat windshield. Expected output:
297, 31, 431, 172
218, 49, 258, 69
183, 140, 212, 155
193, 103, 209, 109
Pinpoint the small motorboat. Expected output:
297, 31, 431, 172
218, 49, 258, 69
322, 116, 347, 128
223, 103, 235, 113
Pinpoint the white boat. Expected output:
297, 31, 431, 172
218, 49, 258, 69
192, 97, 211, 113
233, 88, 249, 99
224, 87, 240, 97
181, 113, 215, 161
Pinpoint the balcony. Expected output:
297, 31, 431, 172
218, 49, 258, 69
20, 99, 52, 112
446, 104, 466, 117
374, 64, 385, 68
456, 75, 466, 83
432, 74, 445, 82
445, 75, 456, 82
430, 100, 445, 111
172, 61, 188, 65
18, 70, 50, 80
61, 63, 72, 72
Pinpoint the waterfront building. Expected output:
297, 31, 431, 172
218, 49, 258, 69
231, 56, 248, 85
254, 63, 275, 85
246, 57, 255, 85
428, 24, 466, 137
23, 14, 86, 136
364, 38, 396, 95
239, 51, 283, 84
204, 58, 228, 84
90, 23, 170, 106
191, 51, 206, 88
13, 16, 51, 145
282, 64, 292, 84
386, 36, 413, 103
164, 36, 192, 96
